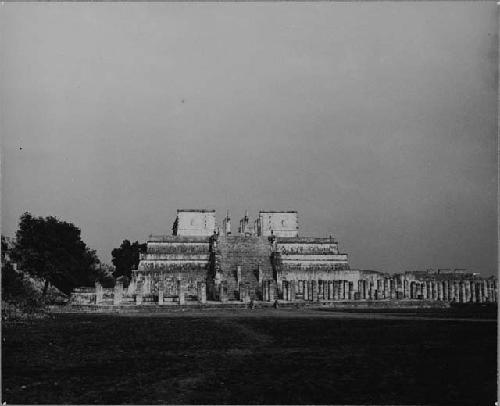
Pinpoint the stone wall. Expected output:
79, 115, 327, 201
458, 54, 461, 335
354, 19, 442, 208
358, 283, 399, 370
173, 210, 216, 236
214, 235, 273, 300
258, 211, 299, 237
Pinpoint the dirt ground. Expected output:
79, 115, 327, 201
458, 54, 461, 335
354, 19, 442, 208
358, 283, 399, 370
2, 308, 497, 405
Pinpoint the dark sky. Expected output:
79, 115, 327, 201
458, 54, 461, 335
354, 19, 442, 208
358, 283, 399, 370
1, 2, 497, 275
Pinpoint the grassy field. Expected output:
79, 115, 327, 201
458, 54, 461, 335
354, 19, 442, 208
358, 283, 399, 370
2, 308, 497, 405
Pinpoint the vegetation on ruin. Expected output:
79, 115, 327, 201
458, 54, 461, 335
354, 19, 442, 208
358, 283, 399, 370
5, 213, 103, 305
111, 240, 147, 281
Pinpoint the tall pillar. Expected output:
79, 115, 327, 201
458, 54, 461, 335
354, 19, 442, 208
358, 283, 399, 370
306, 280, 312, 301
344, 281, 349, 300
158, 280, 164, 305
95, 282, 104, 305
369, 281, 374, 300
403, 279, 408, 298
459, 281, 466, 303
348, 282, 354, 300
449, 281, 455, 302
389, 279, 396, 299
471, 281, 476, 303
135, 280, 143, 305
199, 282, 207, 304
333, 281, 339, 300
480, 281, 485, 303
113, 281, 123, 305
312, 280, 318, 302
236, 266, 242, 283
422, 281, 428, 300
464, 280, 471, 303
454, 281, 460, 302
443, 281, 448, 301
290, 280, 296, 301
478, 281, 483, 303
178, 280, 185, 305
437, 281, 443, 301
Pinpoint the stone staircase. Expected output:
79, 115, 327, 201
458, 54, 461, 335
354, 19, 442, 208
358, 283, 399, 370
216, 235, 274, 300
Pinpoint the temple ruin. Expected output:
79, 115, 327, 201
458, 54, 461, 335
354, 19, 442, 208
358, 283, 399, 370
71, 209, 498, 306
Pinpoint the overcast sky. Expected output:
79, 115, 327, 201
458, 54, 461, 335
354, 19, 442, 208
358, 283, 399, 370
1, 2, 497, 275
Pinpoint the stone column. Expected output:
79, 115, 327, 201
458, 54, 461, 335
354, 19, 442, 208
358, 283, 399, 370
464, 280, 471, 303
312, 280, 318, 302
157, 280, 164, 305
135, 280, 143, 305
402, 279, 407, 298
471, 281, 476, 303
422, 281, 428, 300
459, 281, 466, 303
454, 281, 460, 302
389, 279, 395, 299
236, 266, 242, 283
95, 282, 104, 305
483, 281, 488, 303
290, 280, 296, 301
199, 282, 207, 304
443, 281, 448, 301
367, 281, 373, 300
113, 281, 123, 305
178, 280, 185, 305
449, 281, 455, 302
344, 281, 349, 300
357, 280, 363, 299
269, 281, 275, 302
437, 281, 442, 301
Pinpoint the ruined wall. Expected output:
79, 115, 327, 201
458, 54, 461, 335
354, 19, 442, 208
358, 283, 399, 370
277, 237, 349, 269
214, 235, 274, 300
174, 210, 216, 236
258, 211, 299, 237
129, 235, 211, 303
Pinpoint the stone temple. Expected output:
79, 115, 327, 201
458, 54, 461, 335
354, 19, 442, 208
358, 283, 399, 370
72, 209, 498, 306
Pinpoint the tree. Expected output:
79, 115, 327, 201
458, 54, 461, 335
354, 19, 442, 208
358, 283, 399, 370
11, 213, 100, 297
111, 240, 146, 279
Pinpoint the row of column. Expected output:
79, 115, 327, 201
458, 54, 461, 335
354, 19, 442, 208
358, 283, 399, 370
97, 277, 498, 305
276, 278, 498, 303
406, 279, 498, 303
110, 280, 208, 305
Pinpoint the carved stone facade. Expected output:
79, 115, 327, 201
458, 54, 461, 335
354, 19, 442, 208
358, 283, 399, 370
70, 209, 498, 306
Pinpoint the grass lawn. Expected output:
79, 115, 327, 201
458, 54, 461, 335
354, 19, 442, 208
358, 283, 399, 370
2, 309, 497, 404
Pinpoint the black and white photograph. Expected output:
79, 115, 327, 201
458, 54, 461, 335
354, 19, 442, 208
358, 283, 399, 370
1, 1, 498, 405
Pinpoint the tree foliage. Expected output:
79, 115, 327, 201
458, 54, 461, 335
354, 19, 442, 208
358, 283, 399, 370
11, 213, 100, 295
111, 240, 146, 279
